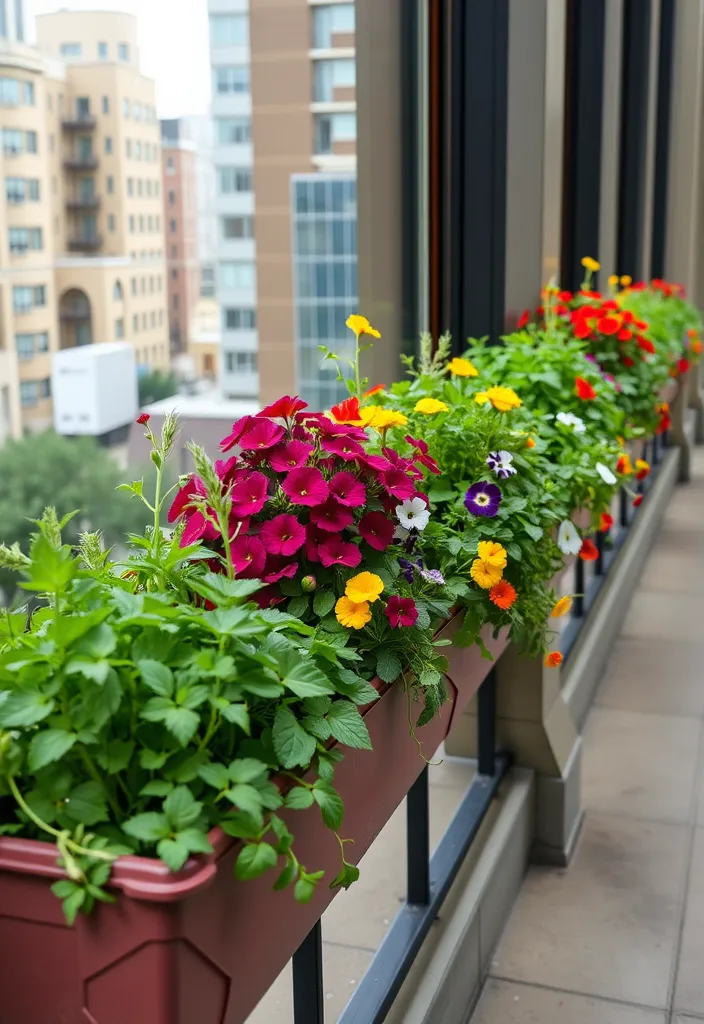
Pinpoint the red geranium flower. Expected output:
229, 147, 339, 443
517, 309, 531, 329
320, 435, 366, 461
617, 328, 632, 341
404, 435, 441, 475
364, 385, 385, 397
238, 418, 285, 451
381, 468, 416, 501
597, 315, 621, 335
575, 377, 597, 401
229, 535, 267, 577
599, 512, 614, 532
559, 290, 572, 302
136, 412, 150, 425
634, 319, 648, 331
573, 318, 592, 340
231, 471, 270, 517
579, 538, 599, 561
636, 335, 656, 355
318, 536, 362, 568
384, 596, 419, 628
282, 466, 329, 507
220, 415, 259, 452
601, 299, 619, 311
358, 511, 395, 551
329, 471, 367, 507
259, 514, 306, 556
330, 396, 362, 424
678, 357, 690, 374
259, 395, 307, 420
310, 499, 354, 533
633, 494, 643, 508
268, 440, 314, 472
622, 356, 635, 367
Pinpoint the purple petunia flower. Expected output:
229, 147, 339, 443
419, 567, 445, 585
398, 557, 415, 583
464, 481, 502, 517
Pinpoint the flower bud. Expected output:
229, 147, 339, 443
301, 574, 317, 592
150, 449, 163, 469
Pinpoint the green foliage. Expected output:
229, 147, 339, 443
137, 369, 179, 407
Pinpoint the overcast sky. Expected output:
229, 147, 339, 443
27, 0, 212, 118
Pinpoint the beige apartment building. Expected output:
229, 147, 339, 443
0, 5, 168, 438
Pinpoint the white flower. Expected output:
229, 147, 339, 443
393, 524, 410, 541
556, 411, 586, 433
396, 497, 430, 532
596, 461, 617, 485
557, 519, 582, 556
486, 450, 517, 479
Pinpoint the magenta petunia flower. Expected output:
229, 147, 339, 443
320, 435, 367, 461
168, 476, 205, 523
259, 514, 306, 556
304, 524, 326, 563
329, 471, 367, 508
214, 456, 242, 486
180, 510, 219, 548
231, 471, 270, 517
404, 434, 441, 475
381, 468, 416, 501
282, 466, 329, 506
238, 418, 285, 451
358, 511, 395, 551
318, 536, 363, 569
384, 595, 419, 628
310, 498, 354, 533
357, 453, 393, 474
220, 415, 259, 452
263, 558, 299, 583
268, 440, 314, 473
229, 534, 266, 577
259, 395, 307, 420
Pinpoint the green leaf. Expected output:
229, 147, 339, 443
273, 857, 298, 890
224, 784, 265, 822
287, 595, 309, 618
285, 786, 315, 810
280, 658, 335, 698
63, 781, 109, 826
272, 707, 316, 769
177, 828, 214, 855
220, 702, 251, 733
64, 658, 110, 685
0, 690, 54, 728
61, 886, 86, 926
140, 780, 174, 798
123, 812, 171, 843
294, 874, 321, 903
178, 685, 210, 710
198, 762, 230, 791
312, 590, 336, 617
238, 670, 284, 699
164, 706, 200, 747
202, 606, 267, 637
235, 842, 278, 880
312, 780, 344, 829
140, 748, 169, 770
330, 861, 360, 890
376, 648, 402, 684
157, 837, 190, 872
220, 813, 262, 840
228, 758, 268, 784
28, 729, 77, 771
75, 623, 117, 659
302, 715, 332, 742
163, 786, 202, 831
326, 701, 372, 750
137, 659, 174, 697
334, 674, 379, 706
95, 739, 135, 773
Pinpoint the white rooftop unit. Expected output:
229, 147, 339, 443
52, 343, 138, 436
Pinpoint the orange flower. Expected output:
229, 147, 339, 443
599, 511, 614, 532
633, 494, 643, 507
579, 538, 599, 561
525, 436, 536, 449
575, 376, 597, 401
635, 459, 650, 480
364, 384, 385, 397
692, 340, 703, 354
489, 580, 517, 610
544, 652, 563, 668
330, 396, 363, 425
687, 328, 698, 338
551, 596, 573, 619
616, 453, 633, 476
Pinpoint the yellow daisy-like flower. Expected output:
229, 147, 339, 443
551, 595, 573, 619
470, 558, 503, 590
620, 275, 632, 286
414, 397, 449, 415
359, 407, 408, 431
345, 571, 384, 605
608, 274, 619, 287
475, 386, 521, 412
447, 357, 479, 378
335, 596, 371, 629
346, 313, 381, 339
477, 540, 507, 569
581, 256, 600, 272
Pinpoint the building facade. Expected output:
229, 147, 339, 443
208, 0, 258, 399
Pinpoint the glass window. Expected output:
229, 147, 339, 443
104, 136, 112, 154
125, 139, 131, 158
118, 43, 129, 62
26, 131, 37, 153
137, 179, 143, 196
221, 215, 254, 240
60, 43, 82, 57
0, 77, 18, 104
2, 128, 21, 154
224, 308, 256, 329
15, 334, 34, 359
312, 4, 355, 48
132, 314, 138, 332
214, 66, 250, 94
209, 13, 248, 47
134, 102, 141, 121
127, 178, 133, 195
218, 167, 252, 193
123, 98, 129, 117
19, 381, 37, 406
220, 262, 256, 290
15, 0, 23, 41
216, 117, 251, 145
225, 351, 258, 374
135, 141, 142, 160
23, 81, 34, 105
106, 175, 114, 194
0, 1, 5, 38
129, 215, 135, 232
313, 58, 356, 101
108, 214, 115, 231
102, 95, 109, 113
98, 41, 108, 59
170, 218, 176, 233
9, 227, 42, 252
115, 318, 124, 339
314, 112, 356, 154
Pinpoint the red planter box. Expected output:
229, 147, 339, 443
0, 619, 508, 1024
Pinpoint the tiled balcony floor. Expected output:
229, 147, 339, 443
472, 446, 704, 1024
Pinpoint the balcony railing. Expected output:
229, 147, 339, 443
66, 196, 101, 211
61, 114, 97, 131
63, 155, 98, 171
67, 235, 102, 251
59, 306, 91, 321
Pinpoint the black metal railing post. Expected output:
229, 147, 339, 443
595, 531, 605, 576
573, 557, 585, 618
293, 920, 324, 1024
477, 668, 497, 777
619, 487, 629, 528
406, 767, 430, 905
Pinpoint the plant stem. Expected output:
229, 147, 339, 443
151, 455, 163, 557
354, 331, 361, 398
79, 749, 122, 820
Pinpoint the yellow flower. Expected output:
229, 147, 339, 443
447, 357, 478, 378
551, 596, 573, 619
620, 275, 632, 286
359, 407, 408, 431
475, 386, 521, 412
345, 571, 384, 605
581, 256, 600, 272
477, 540, 507, 569
346, 314, 381, 339
414, 397, 449, 415
470, 559, 503, 590
335, 596, 371, 629
608, 274, 619, 287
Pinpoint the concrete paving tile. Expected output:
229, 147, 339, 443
674, 829, 704, 1016
474, 979, 666, 1023
595, 638, 704, 716
621, 591, 704, 644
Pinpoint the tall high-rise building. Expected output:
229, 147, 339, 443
0, 4, 169, 438
208, 0, 258, 400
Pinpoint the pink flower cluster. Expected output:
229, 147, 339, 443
168, 395, 435, 606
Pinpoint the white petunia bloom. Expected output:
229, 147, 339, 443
596, 461, 617, 485
556, 411, 586, 433
557, 519, 582, 556
393, 524, 410, 541
396, 497, 430, 532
